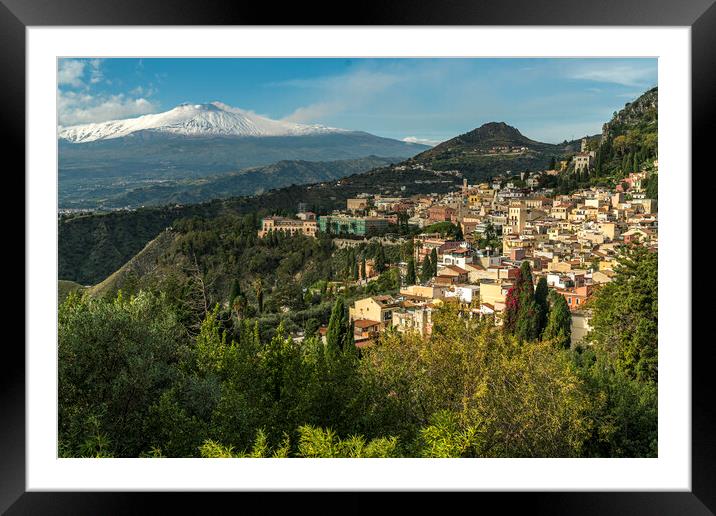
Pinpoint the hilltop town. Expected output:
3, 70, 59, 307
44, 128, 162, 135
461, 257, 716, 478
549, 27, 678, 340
259, 137, 658, 348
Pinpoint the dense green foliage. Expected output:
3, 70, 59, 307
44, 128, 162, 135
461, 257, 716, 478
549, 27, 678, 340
76, 213, 414, 340
595, 88, 658, 178
59, 244, 658, 458
423, 221, 463, 240
59, 165, 460, 285
586, 243, 658, 383
503, 262, 545, 342
58, 280, 85, 303
543, 291, 572, 349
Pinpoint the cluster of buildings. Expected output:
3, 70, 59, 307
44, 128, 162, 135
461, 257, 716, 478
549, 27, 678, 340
258, 146, 657, 349
257, 195, 408, 239
338, 161, 658, 348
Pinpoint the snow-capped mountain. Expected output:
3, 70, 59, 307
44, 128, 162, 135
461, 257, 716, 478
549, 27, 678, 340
59, 102, 348, 143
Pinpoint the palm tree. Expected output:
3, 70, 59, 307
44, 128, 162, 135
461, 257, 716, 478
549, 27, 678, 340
253, 278, 264, 313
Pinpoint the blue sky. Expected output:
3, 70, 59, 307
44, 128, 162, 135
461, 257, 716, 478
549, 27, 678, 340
58, 58, 657, 144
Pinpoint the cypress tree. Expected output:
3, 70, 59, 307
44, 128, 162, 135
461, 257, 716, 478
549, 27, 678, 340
406, 257, 417, 285
420, 255, 433, 283
431, 248, 439, 276
515, 262, 540, 341
326, 297, 348, 353
543, 291, 572, 349
504, 262, 542, 341
534, 276, 549, 335
229, 279, 241, 304
376, 244, 386, 273
519, 261, 534, 302
515, 298, 541, 342
503, 272, 525, 334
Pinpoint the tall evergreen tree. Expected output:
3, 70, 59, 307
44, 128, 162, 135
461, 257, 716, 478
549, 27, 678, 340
543, 291, 571, 349
326, 297, 349, 353
420, 255, 433, 283
504, 261, 541, 341
430, 248, 439, 276
376, 244, 386, 273
229, 279, 241, 304
503, 275, 525, 334
253, 278, 264, 314
406, 257, 417, 285
519, 261, 534, 303
587, 243, 657, 382
514, 298, 541, 342
534, 276, 549, 335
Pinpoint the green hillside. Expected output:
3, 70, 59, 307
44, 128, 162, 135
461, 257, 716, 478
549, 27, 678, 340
87, 229, 179, 299
86, 156, 401, 209
58, 280, 85, 303
408, 121, 573, 181
594, 87, 658, 177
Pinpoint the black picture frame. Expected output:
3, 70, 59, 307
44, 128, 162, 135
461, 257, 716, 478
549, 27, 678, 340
5, 0, 712, 513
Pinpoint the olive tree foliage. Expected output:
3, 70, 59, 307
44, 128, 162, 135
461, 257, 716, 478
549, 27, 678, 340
58, 290, 189, 457
361, 304, 593, 457
199, 426, 398, 458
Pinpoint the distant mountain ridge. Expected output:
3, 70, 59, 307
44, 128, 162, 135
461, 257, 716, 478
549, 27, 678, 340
420, 122, 549, 155
89, 156, 402, 209
58, 103, 428, 209
59, 102, 347, 143
404, 121, 573, 182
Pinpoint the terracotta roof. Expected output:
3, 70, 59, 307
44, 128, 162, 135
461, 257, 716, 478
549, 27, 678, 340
442, 265, 468, 275
371, 295, 398, 307
354, 319, 381, 329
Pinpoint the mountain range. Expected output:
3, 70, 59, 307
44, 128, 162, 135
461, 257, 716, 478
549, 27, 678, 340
58, 102, 348, 142
59, 102, 429, 209
58, 88, 657, 285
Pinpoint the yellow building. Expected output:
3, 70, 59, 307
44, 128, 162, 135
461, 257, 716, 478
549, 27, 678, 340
400, 285, 446, 300
347, 198, 369, 212
599, 222, 618, 241
479, 280, 510, 306
506, 202, 527, 235
547, 260, 573, 273
258, 217, 318, 238
349, 295, 399, 326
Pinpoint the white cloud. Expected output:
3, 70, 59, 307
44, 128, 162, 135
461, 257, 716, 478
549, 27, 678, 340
57, 58, 160, 125
402, 136, 442, 147
58, 60, 86, 87
58, 90, 158, 126
88, 59, 104, 84
566, 63, 656, 87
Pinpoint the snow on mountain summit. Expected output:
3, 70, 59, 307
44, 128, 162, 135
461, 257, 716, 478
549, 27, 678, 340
58, 102, 348, 143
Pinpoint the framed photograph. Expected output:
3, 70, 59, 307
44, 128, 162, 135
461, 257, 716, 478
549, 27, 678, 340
7, 0, 712, 512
